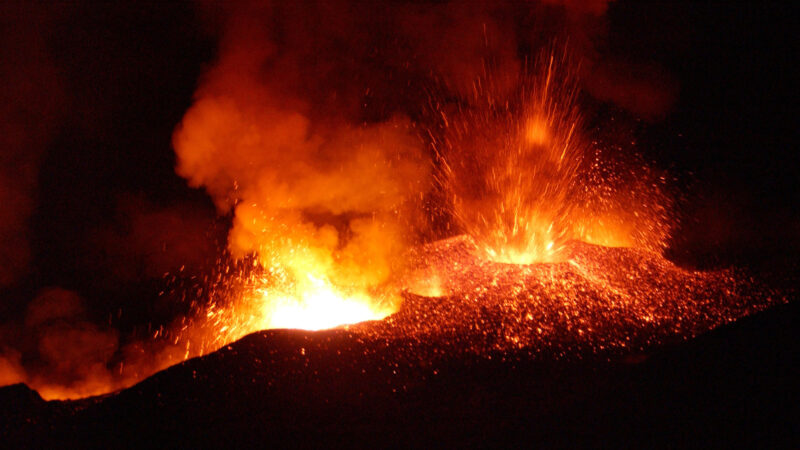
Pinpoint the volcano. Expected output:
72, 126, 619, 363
2, 238, 797, 447
2, 1, 798, 447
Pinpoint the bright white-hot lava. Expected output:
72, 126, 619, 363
256, 274, 394, 331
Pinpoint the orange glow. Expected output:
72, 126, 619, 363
437, 48, 585, 264
0, 4, 781, 407
0, 39, 719, 403
255, 274, 394, 331
167, 45, 429, 336
436, 45, 669, 264
525, 117, 550, 146
404, 269, 448, 298
573, 216, 636, 248
3, 45, 675, 401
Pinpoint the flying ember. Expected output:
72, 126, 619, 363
435, 47, 586, 264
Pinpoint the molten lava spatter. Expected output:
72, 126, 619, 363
436, 48, 585, 264
433, 46, 670, 266
387, 235, 782, 359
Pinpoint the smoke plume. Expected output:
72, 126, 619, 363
173, 1, 436, 304
0, 3, 64, 286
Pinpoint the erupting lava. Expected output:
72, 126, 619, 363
2, 33, 785, 403
434, 46, 669, 265
171, 97, 428, 333
165, 44, 767, 375
436, 48, 586, 264
253, 273, 395, 331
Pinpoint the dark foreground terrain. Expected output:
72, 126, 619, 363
2, 297, 797, 448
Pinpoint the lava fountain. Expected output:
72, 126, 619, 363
435, 47, 586, 264
433, 46, 669, 265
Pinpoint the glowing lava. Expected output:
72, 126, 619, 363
382, 235, 786, 359
433, 46, 669, 265
256, 274, 394, 331
2, 40, 778, 404
436, 48, 585, 264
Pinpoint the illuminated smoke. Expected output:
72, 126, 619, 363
172, 1, 431, 331
0, 289, 119, 399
